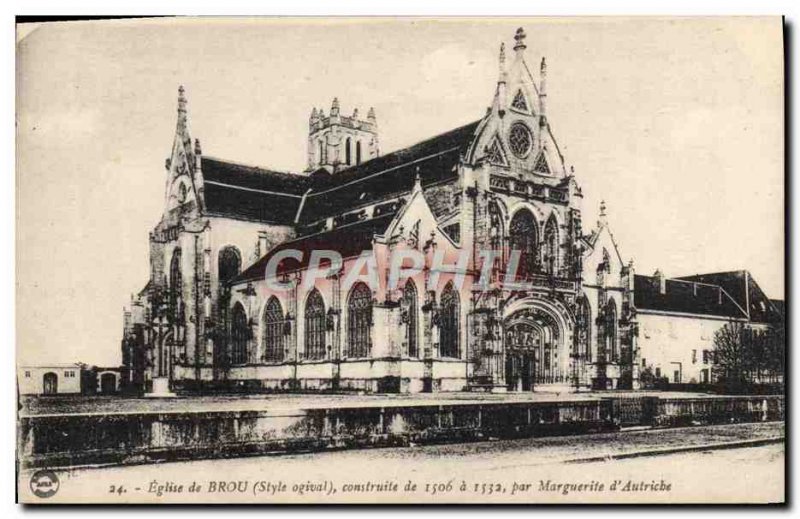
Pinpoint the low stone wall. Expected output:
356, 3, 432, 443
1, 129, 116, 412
18, 394, 784, 469
605, 395, 785, 427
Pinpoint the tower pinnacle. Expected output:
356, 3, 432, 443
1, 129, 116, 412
498, 42, 507, 81
177, 85, 188, 133
513, 27, 527, 53
598, 200, 608, 227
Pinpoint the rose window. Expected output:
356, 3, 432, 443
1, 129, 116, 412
508, 123, 532, 158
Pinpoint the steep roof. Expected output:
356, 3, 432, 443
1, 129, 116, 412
298, 120, 480, 222
676, 270, 783, 324
200, 156, 309, 224
634, 274, 747, 319
235, 214, 396, 283
197, 120, 480, 226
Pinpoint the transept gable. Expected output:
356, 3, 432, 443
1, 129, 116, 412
467, 28, 566, 178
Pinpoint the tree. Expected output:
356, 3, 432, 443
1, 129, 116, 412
712, 321, 785, 393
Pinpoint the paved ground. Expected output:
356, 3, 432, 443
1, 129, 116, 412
19, 390, 730, 417
19, 422, 784, 504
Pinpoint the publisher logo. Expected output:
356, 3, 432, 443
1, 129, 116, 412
30, 470, 59, 498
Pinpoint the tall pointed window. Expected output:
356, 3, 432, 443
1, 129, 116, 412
575, 296, 591, 361
402, 280, 419, 358
231, 303, 249, 365
509, 209, 538, 279
439, 282, 460, 358
346, 282, 373, 358
543, 217, 559, 276
356, 141, 362, 165
345, 137, 352, 165
218, 246, 241, 287
304, 289, 326, 360
605, 299, 618, 363
262, 297, 285, 363
169, 248, 182, 321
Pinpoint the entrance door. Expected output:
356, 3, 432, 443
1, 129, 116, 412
42, 372, 58, 395
505, 321, 538, 392
100, 373, 116, 394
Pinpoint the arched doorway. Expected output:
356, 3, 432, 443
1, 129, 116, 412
42, 372, 58, 395
503, 301, 570, 391
100, 373, 117, 394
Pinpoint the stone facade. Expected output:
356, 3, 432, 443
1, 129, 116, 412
121, 27, 782, 395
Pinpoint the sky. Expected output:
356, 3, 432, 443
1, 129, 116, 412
16, 17, 784, 366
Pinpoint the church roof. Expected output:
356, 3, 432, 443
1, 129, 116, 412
200, 156, 309, 224
197, 120, 480, 225
298, 120, 481, 222
235, 213, 396, 283
675, 270, 783, 324
634, 274, 747, 319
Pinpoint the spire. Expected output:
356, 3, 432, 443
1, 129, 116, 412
352, 107, 359, 119
495, 42, 508, 114
513, 27, 527, 53
539, 57, 547, 123
598, 200, 607, 227
176, 85, 188, 134
367, 107, 376, 122
310, 107, 318, 120
318, 107, 325, 118
330, 97, 340, 117
413, 166, 422, 192
498, 42, 507, 82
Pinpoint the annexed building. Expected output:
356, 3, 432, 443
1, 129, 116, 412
635, 270, 784, 385
18, 364, 86, 396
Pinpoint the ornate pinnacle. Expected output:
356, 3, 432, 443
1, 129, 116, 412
367, 107, 376, 121
513, 27, 527, 52
177, 85, 186, 113
176, 85, 188, 133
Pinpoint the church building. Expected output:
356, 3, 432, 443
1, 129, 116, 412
121, 28, 781, 395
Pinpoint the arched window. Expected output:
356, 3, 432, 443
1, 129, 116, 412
304, 289, 326, 360
231, 303, 249, 365
543, 217, 558, 276
169, 248, 182, 321
356, 141, 362, 165
345, 137, 352, 165
218, 246, 241, 287
509, 209, 538, 279
605, 299, 618, 363
439, 282, 460, 358
346, 282, 373, 358
575, 296, 591, 361
318, 139, 325, 164
262, 297, 285, 363
402, 280, 419, 358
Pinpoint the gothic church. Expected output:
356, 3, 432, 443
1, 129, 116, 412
121, 28, 782, 395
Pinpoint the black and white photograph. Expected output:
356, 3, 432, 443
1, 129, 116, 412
14, 16, 785, 504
